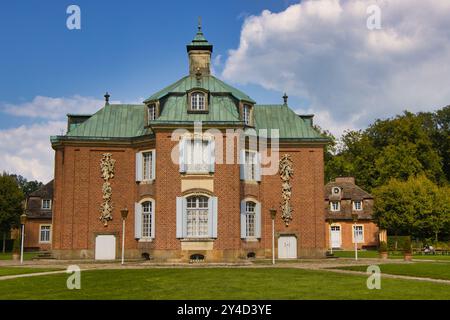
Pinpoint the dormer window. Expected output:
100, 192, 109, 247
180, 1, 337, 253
191, 92, 206, 110
148, 104, 156, 122
243, 104, 252, 126
42, 199, 52, 210
332, 187, 340, 195
330, 201, 340, 212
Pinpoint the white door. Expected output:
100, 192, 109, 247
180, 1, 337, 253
278, 236, 297, 259
95, 235, 116, 260
330, 226, 341, 248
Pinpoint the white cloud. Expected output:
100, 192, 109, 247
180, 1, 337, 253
222, 0, 450, 136
2, 95, 106, 120
0, 95, 110, 181
0, 121, 65, 182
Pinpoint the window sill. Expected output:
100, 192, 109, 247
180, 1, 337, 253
138, 238, 154, 243
241, 180, 260, 184
139, 179, 155, 185
242, 238, 259, 242
39, 242, 51, 244
180, 238, 215, 242
182, 172, 214, 177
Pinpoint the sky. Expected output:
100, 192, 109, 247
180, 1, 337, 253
1, 0, 450, 182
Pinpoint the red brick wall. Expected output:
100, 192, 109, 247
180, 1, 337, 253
52, 132, 326, 260
325, 221, 379, 250
24, 219, 52, 251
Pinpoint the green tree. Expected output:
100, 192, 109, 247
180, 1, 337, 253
12, 174, 43, 196
0, 173, 25, 252
373, 175, 450, 240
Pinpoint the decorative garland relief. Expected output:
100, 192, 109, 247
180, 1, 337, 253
99, 153, 115, 226
279, 154, 294, 226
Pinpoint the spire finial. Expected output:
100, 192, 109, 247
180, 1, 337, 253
198, 16, 202, 32
283, 93, 288, 105
104, 92, 110, 105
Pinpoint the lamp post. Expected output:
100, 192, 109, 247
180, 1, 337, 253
120, 207, 129, 265
20, 213, 27, 264
269, 208, 277, 265
352, 213, 358, 261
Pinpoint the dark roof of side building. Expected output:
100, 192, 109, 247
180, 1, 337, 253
26, 180, 53, 219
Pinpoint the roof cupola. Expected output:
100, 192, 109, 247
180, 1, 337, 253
187, 18, 213, 76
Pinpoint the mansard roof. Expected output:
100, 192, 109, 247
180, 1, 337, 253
143, 75, 255, 104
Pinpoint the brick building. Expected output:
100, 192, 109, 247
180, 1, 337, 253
24, 180, 53, 251
50, 26, 329, 261
325, 177, 379, 250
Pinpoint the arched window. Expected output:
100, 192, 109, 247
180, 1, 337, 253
141, 201, 153, 238
186, 195, 209, 237
191, 92, 205, 110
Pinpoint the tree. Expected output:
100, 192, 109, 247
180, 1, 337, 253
12, 174, 43, 197
0, 173, 24, 252
373, 175, 450, 240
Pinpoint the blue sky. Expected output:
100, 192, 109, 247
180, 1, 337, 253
1, 0, 450, 182
0, 0, 299, 129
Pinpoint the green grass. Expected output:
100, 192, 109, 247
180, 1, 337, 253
0, 267, 62, 277
0, 268, 449, 300
332, 250, 380, 258
0, 252, 39, 261
335, 262, 450, 281
332, 251, 450, 261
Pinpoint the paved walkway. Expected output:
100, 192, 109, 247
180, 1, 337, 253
1, 258, 449, 285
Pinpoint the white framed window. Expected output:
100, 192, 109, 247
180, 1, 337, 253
134, 198, 155, 240
42, 199, 52, 210
176, 195, 217, 239
39, 225, 51, 243
245, 151, 256, 181
353, 225, 364, 243
243, 104, 252, 126
142, 151, 153, 181
240, 199, 261, 239
181, 138, 214, 174
136, 150, 155, 182
353, 200, 363, 211
191, 92, 206, 110
141, 201, 153, 239
330, 201, 340, 212
245, 202, 256, 237
148, 104, 156, 121
186, 196, 209, 238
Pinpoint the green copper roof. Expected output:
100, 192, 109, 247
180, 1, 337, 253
253, 105, 325, 139
65, 104, 147, 138
144, 75, 255, 103
187, 25, 213, 52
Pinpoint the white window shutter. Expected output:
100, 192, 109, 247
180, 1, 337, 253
176, 197, 184, 238
255, 202, 262, 238
135, 152, 143, 182
134, 202, 142, 239
209, 140, 215, 173
179, 139, 186, 173
151, 202, 156, 239
240, 149, 246, 180
208, 197, 218, 238
151, 150, 156, 180
255, 152, 261, 182
240, 200, 247, 238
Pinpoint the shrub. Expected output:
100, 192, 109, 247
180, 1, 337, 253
379, 241, 388, 252
403, 238, 412, 254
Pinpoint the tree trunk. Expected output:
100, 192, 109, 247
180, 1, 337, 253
435, 231, 439, 243
2, 232, 5, 253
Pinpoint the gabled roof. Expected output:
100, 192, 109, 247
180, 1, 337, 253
65, 104, 148, 138
144, 75, 255, 104
325, 181, 373, 201
29, 180, 54, 198
254, 105, 325, 140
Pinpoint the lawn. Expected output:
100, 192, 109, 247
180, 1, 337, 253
335, 262, 450, 281
0, 267, 62, 277
0, 268, 449, 300
332, 250, 450, 261
0, 252, 39, 261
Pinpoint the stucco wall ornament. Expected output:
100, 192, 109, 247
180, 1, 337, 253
99, 153, 115, 226
279, 154, 294, 226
